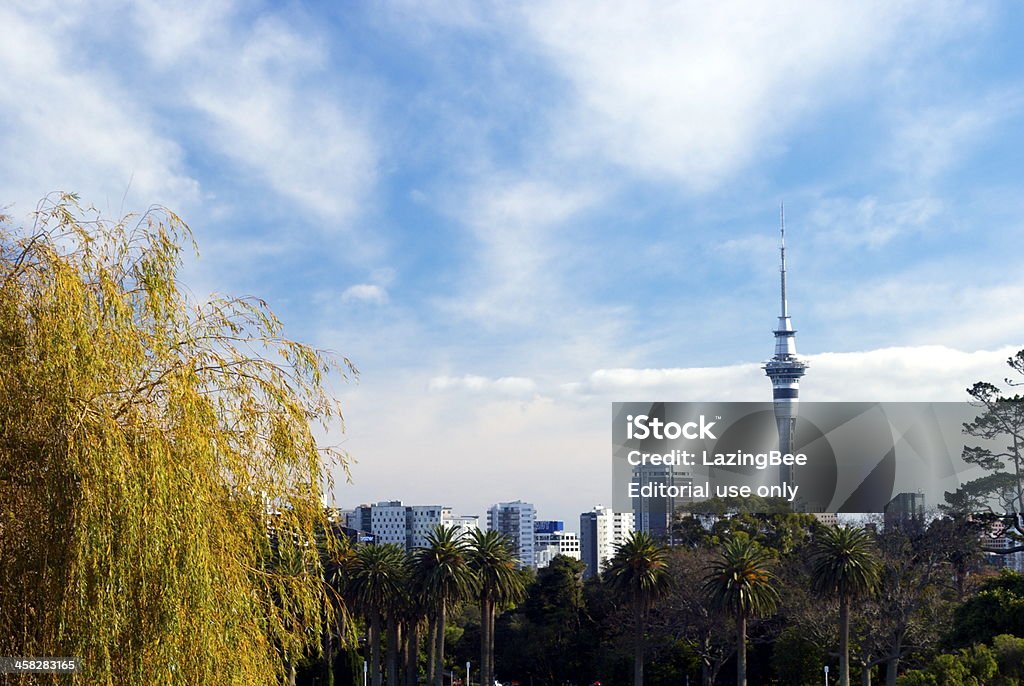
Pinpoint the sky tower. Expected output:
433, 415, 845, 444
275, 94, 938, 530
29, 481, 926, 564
763, 204, 808, 488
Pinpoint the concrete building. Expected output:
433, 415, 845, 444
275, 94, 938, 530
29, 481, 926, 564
535, 521, 581, 568
345, 501, 454, 551
407, 504, 454, 549
812, 513, 839, 527
487, 501, 536, 568
580, 506, 634, 578
450, 514, 481, 539
371, 501, 412, 546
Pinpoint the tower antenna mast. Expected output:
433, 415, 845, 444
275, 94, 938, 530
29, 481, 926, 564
780, 202, 788, 318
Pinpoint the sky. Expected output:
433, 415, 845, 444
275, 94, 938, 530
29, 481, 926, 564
4, 1, 1024, 526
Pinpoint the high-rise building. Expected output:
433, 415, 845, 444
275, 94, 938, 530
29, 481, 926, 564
884, 492, 925, 531
763, 205, 808, 488
632, 462, 691, 540
580, 506, 634, 579
535, 521, 581, 568
487, 501, 536, 568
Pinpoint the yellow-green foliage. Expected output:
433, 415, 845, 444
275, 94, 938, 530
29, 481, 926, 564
0, 194, 353, 685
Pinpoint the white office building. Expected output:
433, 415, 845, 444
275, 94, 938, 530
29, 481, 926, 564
370, 501, 411, 546
450, 514, 481, 540
580, 505, 635, 578
487, 501, 536, 568
407, 504, 454, 549
346, 501, 454, 551
535, 529, 581, 568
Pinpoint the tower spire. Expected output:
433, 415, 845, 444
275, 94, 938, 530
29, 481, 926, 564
780, 202, 788, 318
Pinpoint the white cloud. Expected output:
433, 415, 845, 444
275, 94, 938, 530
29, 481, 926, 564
807, 195, 945, 249
518, 0, 975, 190
812, 267, 1024, 353
130, 1, 377, 226
428, 374, 537, 396
574, 345, 1022, 401
806, 345, 1019, 400
886, 90, 1023, 182
340, 284, 389, 305
0, 5, 200, 217
582, 364, 763, 399
441, 178, 596, 326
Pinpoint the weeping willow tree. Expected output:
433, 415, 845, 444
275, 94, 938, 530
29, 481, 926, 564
0, 193, 354, 685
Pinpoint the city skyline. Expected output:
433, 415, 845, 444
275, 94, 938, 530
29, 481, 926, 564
3, 3, 1024, 526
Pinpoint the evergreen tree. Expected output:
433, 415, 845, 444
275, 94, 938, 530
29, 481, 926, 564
606, 531, 672, 686
811, 526, 881, 686
703, 535, 779, 686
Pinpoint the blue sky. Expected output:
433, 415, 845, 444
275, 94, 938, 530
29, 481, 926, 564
4, 1, 1024, 525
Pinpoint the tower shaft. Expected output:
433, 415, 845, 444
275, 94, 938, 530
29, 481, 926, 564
763, 204, 808, 489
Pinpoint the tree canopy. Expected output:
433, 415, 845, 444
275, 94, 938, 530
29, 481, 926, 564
0, 194, 353, 685
944, 353, 1024, 515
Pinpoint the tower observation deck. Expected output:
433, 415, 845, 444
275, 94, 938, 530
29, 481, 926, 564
763, 204, 808, 488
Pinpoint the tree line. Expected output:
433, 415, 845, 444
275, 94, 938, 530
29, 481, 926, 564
304, 511, 1021, 686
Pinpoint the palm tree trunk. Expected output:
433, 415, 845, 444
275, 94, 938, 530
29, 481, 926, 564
426, 616, 436, 686
480, 598, 491, 686
839, 597, 850, 686
406, 620, 420, 686
491, 606, 499, 686
737, 613, 747, 686
634, 604, 644, 686
861, 662, 871, 686
433, 605, 446, 686
387, 619, 401, 686
371, 610, 384, 686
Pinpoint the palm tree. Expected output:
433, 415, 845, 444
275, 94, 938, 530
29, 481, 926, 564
413, 525, 477, 686
466, 529, 527, 686
810, 525, 881, 686
605, 531, 671, 686
323, 527, 358, 686
702, 536, 779, 686
347, 543, 408, 686
399, 580, 428, 686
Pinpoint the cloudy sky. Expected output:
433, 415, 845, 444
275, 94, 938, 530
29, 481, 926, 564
4, 1, 1024, 525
